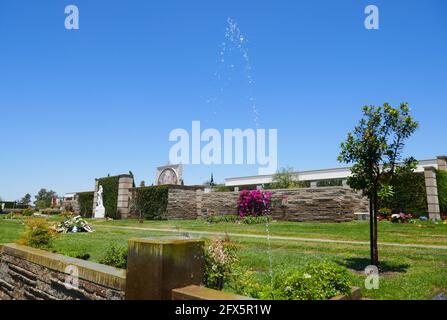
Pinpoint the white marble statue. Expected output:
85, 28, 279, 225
94, 185, 105, 218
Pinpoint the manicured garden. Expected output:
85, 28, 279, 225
1, 215, 446, 300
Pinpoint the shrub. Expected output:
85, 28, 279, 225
130, 186, 169, 220
378, 208, 392, 220
4, 212, 23, 220
379, 172, 428, 216
60, 211, 75, 218
232, 262, 352, 300
22, 208, 34, 217
237, 190, 272, 217
18, 218, 57, 249
317, 179, 344, 187
206, 214, 272, 225
204, 238, 237, 290
78, 191, 94, 218
99, 244, 128, 269
240, 215, 272, 225
39, 208, 62, 215
206, 214, 239, 224
437, 170, 447, 214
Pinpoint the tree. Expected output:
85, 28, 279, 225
19, 193, 32, 207
338, 102, 418, 266
34, 189, 58, 209
140, 180, 146, 187
272, 166, 304, 189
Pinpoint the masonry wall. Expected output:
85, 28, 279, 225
0, 244, 125, 300
165, 188, 199, 219
168, 186, 369, 222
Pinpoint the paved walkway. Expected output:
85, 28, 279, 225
93, 224, 447, 250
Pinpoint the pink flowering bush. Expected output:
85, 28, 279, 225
204, 238, 237, 290
237, 190, 272, 217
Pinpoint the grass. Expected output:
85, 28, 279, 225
1, 216, 446, 300
91, 218, 447, 245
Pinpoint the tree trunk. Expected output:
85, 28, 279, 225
369, 198, 375, 265
372, 186, 379, 266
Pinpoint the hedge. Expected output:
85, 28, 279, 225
130, 186, 169, 220
97, 176, 120, 219
316, 179, 344, 187
77, 192, 94, 218
437, 170, 447, 214
379, 172, 428, 216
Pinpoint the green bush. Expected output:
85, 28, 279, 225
99, 244, 128, 269
437, 170, 447, 214
18, 218, 57, 249
206, 214, 272, 225
130, 186, 169, 220
206, 214, 239, 224
240, 215, 272, 225
97, 176, 120, 219
316, 179, 344, 187
22, 208, 34, 217
379, 172, 428, 216
204, 239, 237, 290
232, 262, 352, 300
78, 191, 94, 218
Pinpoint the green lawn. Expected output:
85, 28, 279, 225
91, 218, 447, 246
1, 217, 446, 300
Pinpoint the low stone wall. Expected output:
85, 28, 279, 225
0, 238, 238, 300
197, 187, 368, 222
0, 244, 126, 300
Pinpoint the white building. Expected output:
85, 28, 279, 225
224, 158, 440, 187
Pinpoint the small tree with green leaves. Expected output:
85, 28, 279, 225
19, 193, 32, 207
34, 189, 58, 209
272, 166, 304, 189
338, 103, 418, 266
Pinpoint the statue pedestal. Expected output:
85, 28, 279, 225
94, 205, 105, 219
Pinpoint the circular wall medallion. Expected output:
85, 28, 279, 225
157, 168, 178, 185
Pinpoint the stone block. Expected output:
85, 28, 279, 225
125, 237, 204, 300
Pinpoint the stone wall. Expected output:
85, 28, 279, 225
0, 244, 125, 300
0, 238, 231, 301
168, 186, 368, 222
268, 187, 368, 222
165, 188, 199, 219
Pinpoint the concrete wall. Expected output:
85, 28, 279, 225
117, 176, 133, 219
423, 156, 447, 219
0, 244, 125, 300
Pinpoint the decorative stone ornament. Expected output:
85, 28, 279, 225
155, 164, 183, 185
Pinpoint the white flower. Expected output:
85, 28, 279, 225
304, 273, 312, 279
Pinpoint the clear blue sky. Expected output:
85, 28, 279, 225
1, 0, 446, 201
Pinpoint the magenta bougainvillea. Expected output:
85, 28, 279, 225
237, 190, 272, 217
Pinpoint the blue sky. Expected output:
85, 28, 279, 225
1, 0, 446, 200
